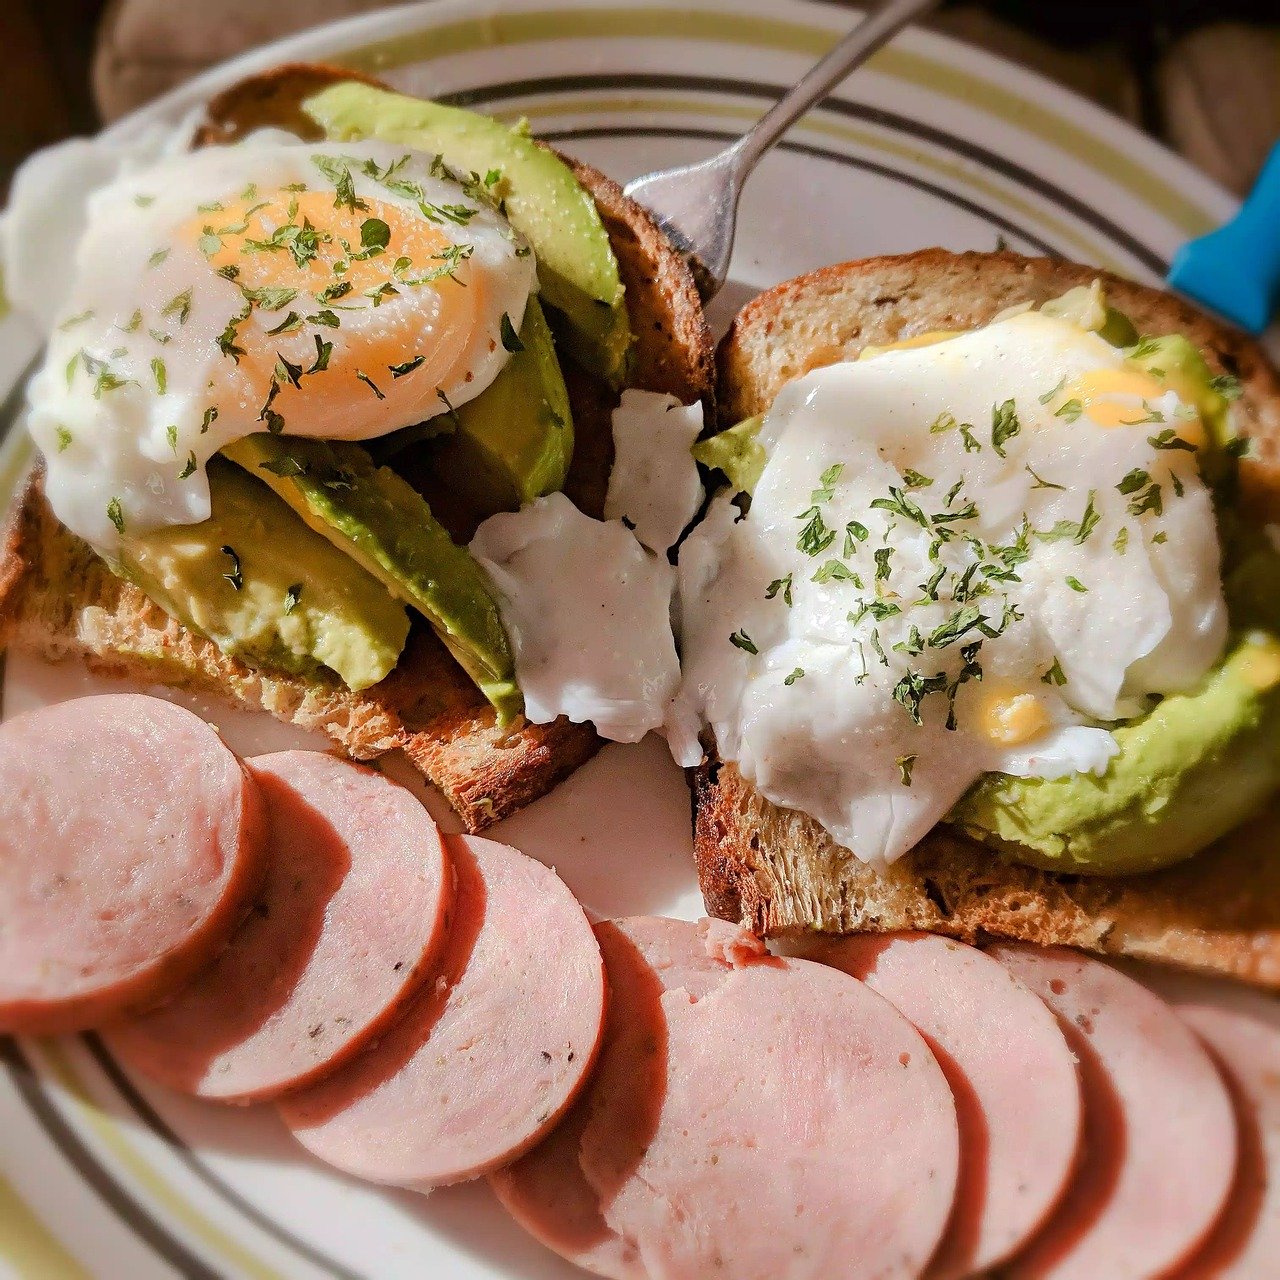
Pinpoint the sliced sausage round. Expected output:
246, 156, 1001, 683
990, 944, 1238, 1280
809, 932, 1083, 1278
277, 834, 605, 1188
0, 694, 268, 1035
493, 915, 960, 1280
104, 751, 453, 1103
1135, 965, 1280, 1280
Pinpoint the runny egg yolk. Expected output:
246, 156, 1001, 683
187, 189, 486, 419
859, 330, 965, 360
976, 688, 1052, 747
1058, 367, 1205, 445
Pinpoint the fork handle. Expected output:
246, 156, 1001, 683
732, 0, 941, 176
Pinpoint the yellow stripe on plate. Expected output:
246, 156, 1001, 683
39, 1042, 285, 1280
0, 1173, 90, 1280
338, 7, 1215, 237
508, 92, 1124, 269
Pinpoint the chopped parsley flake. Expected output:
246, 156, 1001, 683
1210, 373, 1242, 401
265, 311, 302, 336
843, 520, 869, 555
220, 545, 244, 591
1025, 464, 1065, 491
1042, 657, 1067, 686
783, 667, 805, 686
284, 583, 303, 615
107, 497, 124, 534
500, 313, 525, 353
356, 370, 385, 400
436, 387, 461, 428
870, 486, 928, 529
1122, 401, 1165, 426
178, 451, 198, 479
55, 426, 72, 452
991, 399, 1020, 456
812, 559, 860, 585
1038, 377, 1066, 405
1148, 428, 1196, 452
811, 462, 845, 504
892, 669, 949, 725
200, 406, 218, 434
1036, 491, 1099, 545
1065, 575, 1088, 593
308, 336, 333, 374
902, 468, 934, 489
390, 355, 425, 378
359, 217, 391, 253
796, 506, 836, 557
896, 754, 917, 786
765, 574, 793, 606
162, 288, 193, 325
241, 285, 298, 311
1054, 399, 1084, 423
151, 357, 167, 394
258, 455, 308, 478
960, 422, 982, 452
728, 629, 758, 654
1113, 526, 1129, 555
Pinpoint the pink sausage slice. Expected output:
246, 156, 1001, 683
494, 916, 960, 1280
277, 834, 605, 1187
808, 932, 1083, 1278
990, 945, 1238, 1280
1135, 965, 1280, 1280
0, 694, 268, 1035
104, 751, 452, 1103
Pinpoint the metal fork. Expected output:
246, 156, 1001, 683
623, 0, 939, 299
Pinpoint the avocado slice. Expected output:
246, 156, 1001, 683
1124, 333, 1234, 446
692, 417, 766, 496
222, 435, 520, 720
950, 632, 1280, 875
303, 81, 633, 386
431, 296, 573, 512
116, 458, 409, 691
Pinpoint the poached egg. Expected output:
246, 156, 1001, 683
672, 309, 1229, 865
15, 134, 536, 551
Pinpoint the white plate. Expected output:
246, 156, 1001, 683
0, 1, 1252, 1274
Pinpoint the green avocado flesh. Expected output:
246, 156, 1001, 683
692, 417, 765, 496
117, 458, 409, 690
950, 299, 1277, 875
303, 81, 633, 386
431, 296, 573, 511
950, 634, 1280, 875
222, 435, 520, 721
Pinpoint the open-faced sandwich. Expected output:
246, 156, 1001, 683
679, 250, 1280, 986
0, 64, 712, 831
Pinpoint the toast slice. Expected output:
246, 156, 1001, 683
696, 249, 1280, 987
0, 64, 713, 832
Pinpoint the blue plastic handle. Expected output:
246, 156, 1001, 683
1234, 141, 1280, 280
